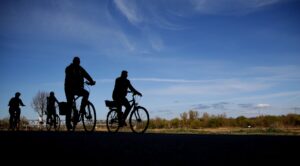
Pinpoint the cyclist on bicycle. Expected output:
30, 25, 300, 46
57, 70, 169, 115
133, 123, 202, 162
46, 91, 59, 128
64, 56, 96, 131
112, 70, 142, 127
8, 92, 25, 130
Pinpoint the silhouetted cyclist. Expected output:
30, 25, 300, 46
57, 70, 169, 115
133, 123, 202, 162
46, 91, 59, 128
8, 92, 25, 130
113, 70, 142, 127
64, 57, 96, 131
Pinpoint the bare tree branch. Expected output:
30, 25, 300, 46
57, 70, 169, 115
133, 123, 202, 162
31, 91, 48, 118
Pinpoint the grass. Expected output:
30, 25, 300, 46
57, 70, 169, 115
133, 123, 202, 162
2, 124, 300, 135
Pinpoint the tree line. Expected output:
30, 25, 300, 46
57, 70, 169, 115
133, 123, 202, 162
149, 110, 300, 129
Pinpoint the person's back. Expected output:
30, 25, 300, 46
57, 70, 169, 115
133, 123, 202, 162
9, 97, 22, 111
113, 75, 131, 100
8, 92, 25, 111
47, 92, 59, 115
65, 63, 86, 92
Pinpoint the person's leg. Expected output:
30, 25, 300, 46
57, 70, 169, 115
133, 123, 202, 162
53, 109, 57, 128
79, 89, 89, 113
113, 97, 124, 126
121, 98, 131, 124
16, 109, 20, 130
65, 89, 73, 131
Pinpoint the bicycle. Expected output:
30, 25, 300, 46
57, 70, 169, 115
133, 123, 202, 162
70, 82, 96, 132
46, 112, 60, 131
105, 91, 149, 133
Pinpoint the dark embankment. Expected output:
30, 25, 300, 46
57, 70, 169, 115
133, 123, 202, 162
0, 131, 299, 165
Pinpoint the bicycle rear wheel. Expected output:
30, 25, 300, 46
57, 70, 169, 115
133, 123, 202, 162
129, 106, 149, 133
82, 101, 96, 132
106, 109, 120, 133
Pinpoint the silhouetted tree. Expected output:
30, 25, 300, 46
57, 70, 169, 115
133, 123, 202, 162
180, 112, 188, 128
31, 91, 48, 119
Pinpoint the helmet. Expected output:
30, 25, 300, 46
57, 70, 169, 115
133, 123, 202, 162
50, 91, 54, 96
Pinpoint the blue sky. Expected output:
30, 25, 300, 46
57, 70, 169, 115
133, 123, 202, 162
1, 0, 300, 120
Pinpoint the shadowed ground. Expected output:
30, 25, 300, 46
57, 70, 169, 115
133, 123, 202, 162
0, 131, 299, 165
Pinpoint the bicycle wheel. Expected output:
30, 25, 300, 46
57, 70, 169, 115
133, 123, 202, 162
106, 109, 120, 133
129, 106, 149, 133
54, 114, 60, 131
46, 117, 52, 131
82, 101, 97, 132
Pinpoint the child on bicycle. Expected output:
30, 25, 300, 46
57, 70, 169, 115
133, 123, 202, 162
8, 92, 25, 130
46, 91, 59, 128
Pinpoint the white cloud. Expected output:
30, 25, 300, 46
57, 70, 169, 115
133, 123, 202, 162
255, 103, 271, 109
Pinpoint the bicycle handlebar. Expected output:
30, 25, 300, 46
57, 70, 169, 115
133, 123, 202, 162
128, 91, 142, 97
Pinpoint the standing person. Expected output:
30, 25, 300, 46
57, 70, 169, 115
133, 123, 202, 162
46, 91, 59, 128
112, 70, 142, 126
64, 57, 96, 131
8, 92, 25, 130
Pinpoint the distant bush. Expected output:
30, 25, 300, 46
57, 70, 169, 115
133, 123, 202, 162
149, 111, 300, 129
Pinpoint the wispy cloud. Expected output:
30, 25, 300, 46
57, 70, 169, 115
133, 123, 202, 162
145, 79, 271, 95
113, 0, 143, 25
190, 0, 282, 15
238, 103, 255, 109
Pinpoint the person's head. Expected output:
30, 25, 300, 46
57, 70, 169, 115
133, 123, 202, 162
15, 92, 21, 98
73, 56, 80, 66
121, 70, 128, 78
50, 91, 55, 97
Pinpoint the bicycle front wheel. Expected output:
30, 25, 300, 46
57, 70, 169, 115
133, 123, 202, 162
82, 101, 97, 132
106, 109, 120, 133
129, 106, 149, 133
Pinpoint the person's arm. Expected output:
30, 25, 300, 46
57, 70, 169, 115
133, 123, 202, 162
128, 80, 142, 96
19, 99, 25, 106
81, 67, 96, 85
54, 97, 59, 105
